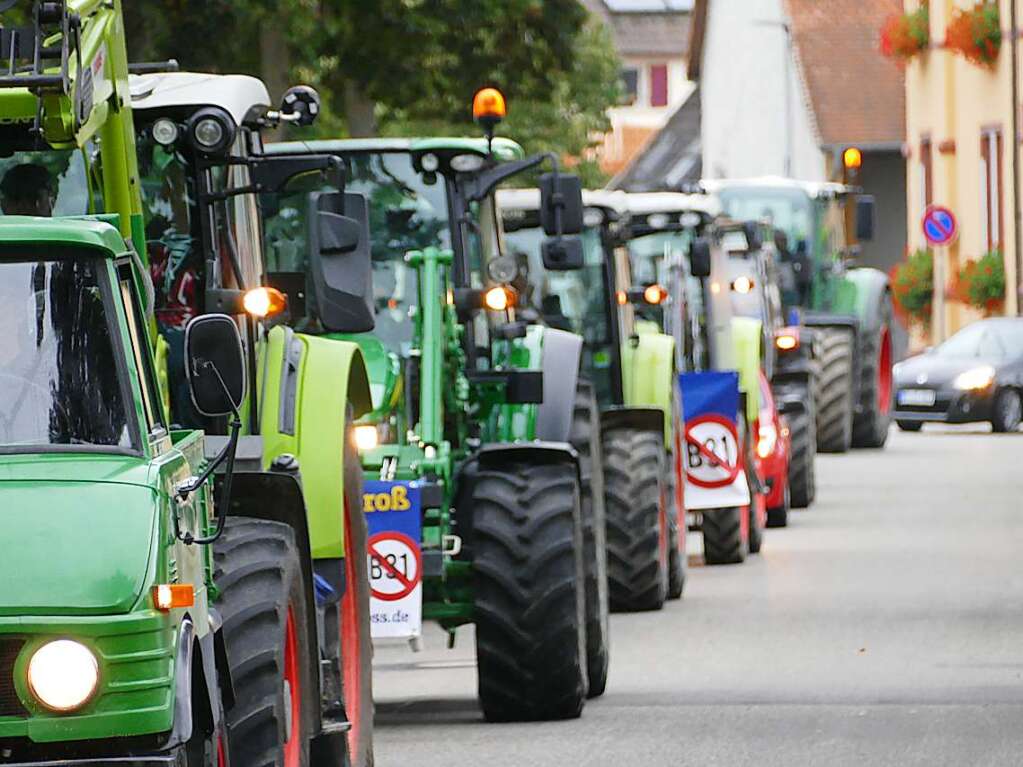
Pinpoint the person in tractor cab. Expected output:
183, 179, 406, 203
0, 163, 56, 216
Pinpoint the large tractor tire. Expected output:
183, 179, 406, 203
702, 507, 748, 565
787, 402, 816, 508
852, 293, 895, 448
214, 518, 313, 767
815, 328, 855, 453
603, 425, 669, 612
472, 461, 587, 722
666, 454, 686, 600
568, 382, 610, 699
341, 417, 374, 767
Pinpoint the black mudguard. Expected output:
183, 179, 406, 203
600, 406, 665, 443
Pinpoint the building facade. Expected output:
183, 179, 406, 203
903, 0, 1021, 339
583, 0, 695, 176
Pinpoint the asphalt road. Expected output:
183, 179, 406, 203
371, 426, 1023, 766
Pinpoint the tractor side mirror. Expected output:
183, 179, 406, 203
307, 191, 375, 333
539, 173, 583, 236
279, 85, 321, 127
689, 237, 712, 278
742, 221, 762, 251
541, 235, 584, 271
185, 314, 247, 417
855, 195, 875, 242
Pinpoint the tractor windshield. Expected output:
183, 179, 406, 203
718, 187, 813, 258
265, 150, 450, 355
503, 220, 614, 400
0, 150, 93, 217
0, 254, 133, 452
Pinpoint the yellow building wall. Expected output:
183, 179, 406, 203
904, 0, 1019, 341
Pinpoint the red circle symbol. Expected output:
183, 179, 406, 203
684, 414, 742, 489
367, 532, 422, 602
922, 205, 958, 246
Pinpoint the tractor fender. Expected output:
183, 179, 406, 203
259, 326, 371, 561
621, 325, 674, 446
730, 316, 762, 423
164, 617, 221, 750
600, 406, 665, 443
842, 267, 890, 335
220, 469, 322, 736
476, 441, 580, 480
536, 328, 582, 442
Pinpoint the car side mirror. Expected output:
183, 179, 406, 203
539, 172, 583, 236
855, 194, 875, 242
689, 237, 712, 278
185, 314, 247, 417
307, 191, 375, 333
541, 235, 584, 271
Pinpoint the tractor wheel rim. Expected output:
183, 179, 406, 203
283, 607, 302, 767
341, 497, 363, 762
217, 731, 227, 767
878, 325, 893, 415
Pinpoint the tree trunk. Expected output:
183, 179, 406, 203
260, 21, 290, 141
344, 82, 377, 137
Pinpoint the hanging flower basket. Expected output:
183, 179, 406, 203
945, 2, 1001, 67
952, 250, 1005, 315
891, 248, 934, 327
880, 4, 930, 62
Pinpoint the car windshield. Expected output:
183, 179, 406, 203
0, 255, 133, 451
265, 151, 450, 355
0, 150, 92, 217
936, 320, 1023, 359
718, 188, 812, 255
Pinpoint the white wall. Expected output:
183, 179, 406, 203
700, 0, 823, 181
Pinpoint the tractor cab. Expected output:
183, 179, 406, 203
707, 177, 876, 315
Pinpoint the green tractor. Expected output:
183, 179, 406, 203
621, 193, 767, 565
0, 2, 376, 759
265, 93, 601, 719
126, 69, 380, 765
498, 188, 685, 608
708, 178, 893, 452
724, 220, 818, 510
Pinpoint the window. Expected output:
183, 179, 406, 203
0, 253, 134, 451
919, 136, 933, 212
620, 68, 639, 105
980, 128, 1003, 251
649, 64, 668, 107
119, 262, 164, 433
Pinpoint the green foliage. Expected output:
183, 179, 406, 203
890, 248, 933, 326
124, 1, 620, 183
956, 250, 1005, 315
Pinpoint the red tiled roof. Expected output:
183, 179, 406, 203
784, 0, 905, 146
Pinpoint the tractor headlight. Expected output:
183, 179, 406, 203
953, 366, 995, 391
353, 424, 380, 451
151, 118, 179, 146
27, 640, 99, 713
187, 108, 236, 156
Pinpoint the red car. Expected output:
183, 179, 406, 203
754, 371, 792, 528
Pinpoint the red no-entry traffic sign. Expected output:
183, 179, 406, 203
367, 531, 422, 602
922, 205, 958, 247
684, 414, 742, 489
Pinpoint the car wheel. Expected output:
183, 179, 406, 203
896, 420, 923, 432
991, 388, 1022, 433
